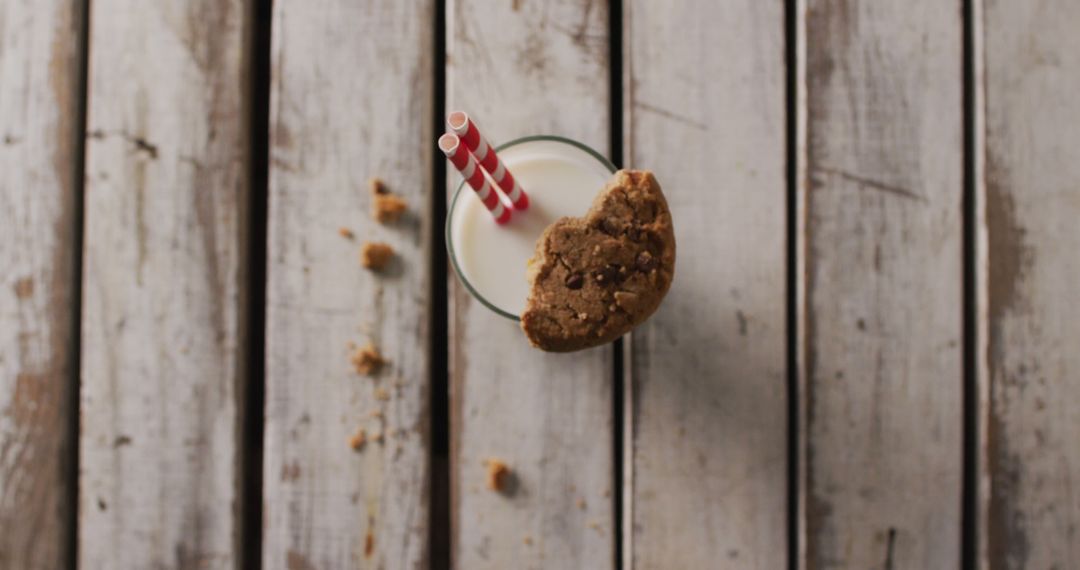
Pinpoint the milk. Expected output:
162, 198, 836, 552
448, 138, 614, 318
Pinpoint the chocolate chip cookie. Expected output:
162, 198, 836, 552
521, 170, 675, 352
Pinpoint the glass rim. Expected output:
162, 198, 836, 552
445, 135, 617, 321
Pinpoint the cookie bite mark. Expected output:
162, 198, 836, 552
520, 170, 676, 352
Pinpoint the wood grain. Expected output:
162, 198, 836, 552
79, 0, 250, 567
261, 1, 433, 568
0, 0, 83, 567
622, 0, 788, 568
981, 0, 1080, 567
800, 0, 964, 568
447, 0, 615, 568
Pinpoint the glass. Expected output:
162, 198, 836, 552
446, 135, 616, 320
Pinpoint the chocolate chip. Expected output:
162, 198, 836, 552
635, 251, 658, 272
593, 264, 621, 285
626, 226, 643, 242
597, 217, 621, 236
565, 272, 584, 290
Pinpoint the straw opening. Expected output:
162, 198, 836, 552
438, 133, 459, 154
447, 110, 468, 132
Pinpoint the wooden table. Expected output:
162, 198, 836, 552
2, 0, 1077, 568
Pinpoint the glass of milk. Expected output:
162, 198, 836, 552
447, 136, 616, 319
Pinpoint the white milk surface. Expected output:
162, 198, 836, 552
449, 139, 613, 317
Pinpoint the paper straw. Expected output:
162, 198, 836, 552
447, 111, 530, 210
439, 133, 511, 224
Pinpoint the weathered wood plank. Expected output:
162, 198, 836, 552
79, 0, 250, 567
623, 0, 788, 567
261, 1, 433, 568
0, 1, 83, 567
447, 0, 614, 568
981, 0, 1080, 567
800, 0, 964, 568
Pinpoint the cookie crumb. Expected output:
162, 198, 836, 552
351, 343, 385, 375
13, 277, 33, 299
349, 428, 367, 450
370, 178, 408, 223
484, 458, 510, 492
371, 431, 384, 444
360, 242, 395, 270
523, 535, 533, 546
364, 528, 375, 558
369, 177, 388, 195
373, 194, 408, 223
576, 497, 587, 510
338, 227, 355, 239
374, 387, 390, 401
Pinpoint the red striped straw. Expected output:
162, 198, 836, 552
439, 133, 511, 224
447, 111, 530, 211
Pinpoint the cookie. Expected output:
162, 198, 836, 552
520, 170, 675, 352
